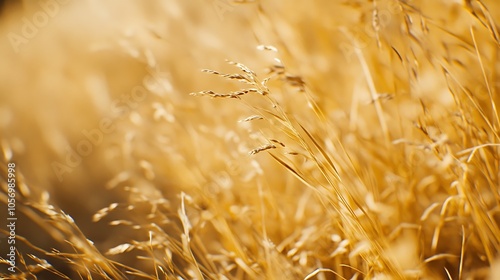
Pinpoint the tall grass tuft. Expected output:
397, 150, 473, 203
0, 0, 499, 279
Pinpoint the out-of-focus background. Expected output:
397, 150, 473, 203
0, 0, 499, 279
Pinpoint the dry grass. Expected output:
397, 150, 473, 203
0, 0, 499, 279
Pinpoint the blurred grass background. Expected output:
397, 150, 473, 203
0, 0, 499, 279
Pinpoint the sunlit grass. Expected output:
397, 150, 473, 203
0, 0, 499, 279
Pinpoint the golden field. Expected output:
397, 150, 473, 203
0, 0, 499, 279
